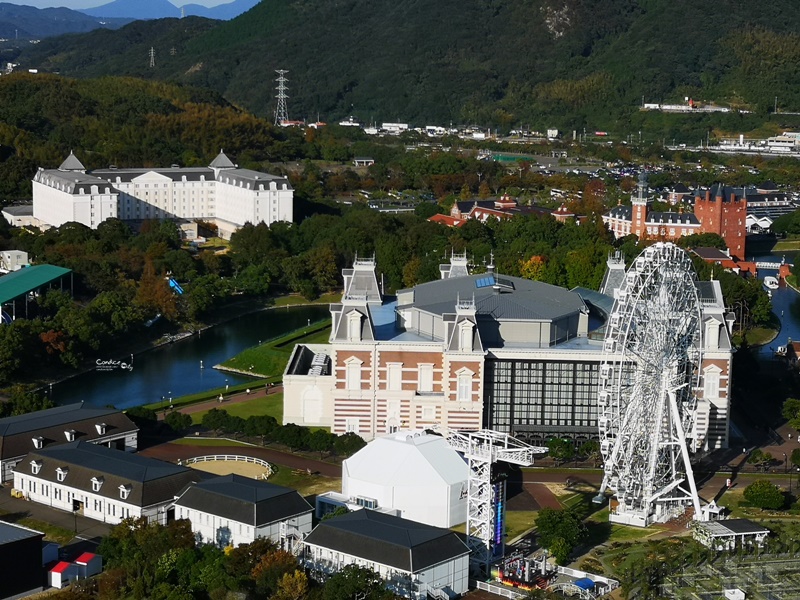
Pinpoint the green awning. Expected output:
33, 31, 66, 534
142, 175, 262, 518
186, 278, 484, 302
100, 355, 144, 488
0, 265, 71, 305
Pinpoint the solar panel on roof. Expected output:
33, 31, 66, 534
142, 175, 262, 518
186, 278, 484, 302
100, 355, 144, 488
475, 276, 495, 288
495, 276, 515, 290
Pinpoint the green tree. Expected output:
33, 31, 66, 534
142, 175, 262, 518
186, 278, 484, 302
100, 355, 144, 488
322, 565, 393, 600
783, 398, 800, 430
743, 480, 785, 510
164, 411, 192, 433
535, 508, 587, 565
579, 440, 601, 467
309, 429, 336, 458
547, 438, 575, 465
334, 432, 367, 457
202, 408, 230, 435
791, 448, 800, 469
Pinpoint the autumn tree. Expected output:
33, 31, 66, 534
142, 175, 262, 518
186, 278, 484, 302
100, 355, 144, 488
519, 255, 546, 281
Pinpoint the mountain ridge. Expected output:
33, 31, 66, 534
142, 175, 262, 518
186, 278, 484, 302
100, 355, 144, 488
80, 0, 261, 21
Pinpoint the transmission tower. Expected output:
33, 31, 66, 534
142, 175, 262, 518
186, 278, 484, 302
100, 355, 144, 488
149, 47, 155, 68
274, 69, 289, 125
446, 430, 546, 573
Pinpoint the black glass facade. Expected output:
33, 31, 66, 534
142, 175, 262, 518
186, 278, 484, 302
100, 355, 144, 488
483, 358, 601, 444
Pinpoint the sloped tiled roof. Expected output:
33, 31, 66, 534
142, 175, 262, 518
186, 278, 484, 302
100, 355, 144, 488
58, 151, 85, 172
0, 403, 137, 461
174, 474, 312, 526
304, 510, 469, 572
209, 151, 236, 169
17, 441, 199, 508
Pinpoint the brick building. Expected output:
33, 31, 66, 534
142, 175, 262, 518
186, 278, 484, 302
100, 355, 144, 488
694, 184, 747, 260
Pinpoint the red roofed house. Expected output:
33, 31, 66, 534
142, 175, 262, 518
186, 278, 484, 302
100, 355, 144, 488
51, 561, 78, 589
75, 552, 103, 578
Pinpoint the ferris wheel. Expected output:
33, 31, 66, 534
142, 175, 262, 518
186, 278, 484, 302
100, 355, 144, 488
594, 242, 705, 527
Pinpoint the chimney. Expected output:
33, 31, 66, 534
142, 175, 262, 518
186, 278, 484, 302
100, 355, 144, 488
705, 190, 711, 202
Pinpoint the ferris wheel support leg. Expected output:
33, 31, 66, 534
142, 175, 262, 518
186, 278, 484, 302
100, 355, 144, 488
668, 390, 703, 520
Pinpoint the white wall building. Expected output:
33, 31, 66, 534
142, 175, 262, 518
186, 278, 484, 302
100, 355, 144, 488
13, 441, 199, 526
303, 510, 470, 598
32, 151, 293, 238
173, 474, 313, 550
338, 431, 468, 528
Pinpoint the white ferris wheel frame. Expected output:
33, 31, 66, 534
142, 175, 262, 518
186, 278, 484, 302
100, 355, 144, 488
596, 242, 705, 527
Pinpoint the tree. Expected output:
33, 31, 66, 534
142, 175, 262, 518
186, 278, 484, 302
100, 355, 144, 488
547, 438, 575, 465
535, 508, 587, 565
164, 411, 192, 433
579, 440, 601, 467
275, 570, 309, 600
747, 449, 773, 472
334, 432, 367, 457
743, 480, 785, 510
783, 398, 800, 430
322, 565, 393, 600
792, 448, 800, 469
202, 408, 230, 435
309, 429, 336, 458
251, 549, 298, 597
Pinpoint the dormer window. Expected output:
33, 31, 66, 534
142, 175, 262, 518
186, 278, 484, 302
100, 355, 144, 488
30, 460, 41, 475
91, 476, 104, 492
32, 436, 43, 449
64, 430, 76, 442
347, 311, 362, 342
95, 423, 106, 435
119, 485, 131, 500
56, 467, 68, 482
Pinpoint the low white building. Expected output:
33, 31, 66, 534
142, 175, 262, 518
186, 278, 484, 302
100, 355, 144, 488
329, 431, 468, 529
303, 510, 470, 598
173, 474, 313, 550
32, 151, 293, 239
13, 441, 200, 525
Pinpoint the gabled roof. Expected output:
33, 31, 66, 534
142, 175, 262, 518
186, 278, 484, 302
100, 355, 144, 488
18, 441, 199, 507
0, 403, 137, 460
304, 510, 469, 572
209, 151, 236, 169
174, 474, 312, 527
605, 205, 632, 220
58, 151, 85, 172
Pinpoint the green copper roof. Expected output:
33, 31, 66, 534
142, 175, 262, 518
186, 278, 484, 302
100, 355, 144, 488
0, 265, 71, 305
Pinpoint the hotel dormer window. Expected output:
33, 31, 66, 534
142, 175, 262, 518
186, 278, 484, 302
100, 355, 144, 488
56, 467, 68, 482
64, 430, 76, 442
32, 436, 43, 449
119, 484, 131, 500
91, 476, 104, 492
30, 460, 41, 475
95, 423, 106, 435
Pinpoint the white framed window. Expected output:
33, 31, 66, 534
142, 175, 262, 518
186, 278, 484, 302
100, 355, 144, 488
345, 358, 362, 391
56, 467, 68, 482
95, 423, 107, 435
91, 476, 104, 492
418, 364, 433, 392
459, 322, 473, 352
64, 430, 76, 442
387, 363, 402, 391
346, 418, 359, 433
457, 370, 472, 402
30, 460, 41, 475
347, 311, 362, 342
422, 406, 435, 421
119, 484, 131, 500
32, 437, 43, 449
703, 366, 721, 399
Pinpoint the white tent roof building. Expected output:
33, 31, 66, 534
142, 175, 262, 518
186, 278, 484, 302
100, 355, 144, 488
342, 430, 468, 528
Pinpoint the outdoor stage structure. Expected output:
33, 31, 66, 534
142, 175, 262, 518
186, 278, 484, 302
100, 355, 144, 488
446, 430, 546, 572
594, 242, 706, 527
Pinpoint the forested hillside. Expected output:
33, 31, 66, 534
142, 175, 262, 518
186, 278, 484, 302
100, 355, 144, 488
16, 0, 800, 130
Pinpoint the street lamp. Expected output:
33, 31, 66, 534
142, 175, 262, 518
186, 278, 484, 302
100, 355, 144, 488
784, 453, 788, 474
225, 379, 229, 392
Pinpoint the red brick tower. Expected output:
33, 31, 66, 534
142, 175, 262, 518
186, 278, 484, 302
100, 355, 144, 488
694, 185, 746, 260
631, 173, 648, 237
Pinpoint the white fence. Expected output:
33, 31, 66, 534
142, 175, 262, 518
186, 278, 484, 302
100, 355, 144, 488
182, 454, 274, 478
470, 580, 525, 599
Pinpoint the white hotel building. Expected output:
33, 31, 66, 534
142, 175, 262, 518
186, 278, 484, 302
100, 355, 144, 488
32, 151, 293, 238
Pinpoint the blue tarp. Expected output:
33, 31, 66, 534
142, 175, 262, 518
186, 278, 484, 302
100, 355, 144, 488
574, 578, 595, 590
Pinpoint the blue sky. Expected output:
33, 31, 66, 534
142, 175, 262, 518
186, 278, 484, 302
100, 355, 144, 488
3, 0, 228, 7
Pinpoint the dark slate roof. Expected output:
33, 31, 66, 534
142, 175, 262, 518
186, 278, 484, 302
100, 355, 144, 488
174, 474, 312, 526
58, 151, 86, 172
0, 521, 43, 545
217, 168, 291, 189
717, 519, 770, 535
696, 281, 718, 303
2, 205, 33, 216
92, 167, 214, 183
0, 403, 137, 460
209, 151, 236, 169
34, 169, 112, 195
758, 180, 779, 192
692, 247, 729, 261
645, 211, 699, 225
672, 183, 690, 193
398, 273, 586, 322
605, 205, 632, 220
18, 441, 199, 508
304, 510, 469, 572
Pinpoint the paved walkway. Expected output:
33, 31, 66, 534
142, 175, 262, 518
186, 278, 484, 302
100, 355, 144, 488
157, 384, 284, 420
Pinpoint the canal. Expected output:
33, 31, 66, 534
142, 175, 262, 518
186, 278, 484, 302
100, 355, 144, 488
50, 304, 330, 410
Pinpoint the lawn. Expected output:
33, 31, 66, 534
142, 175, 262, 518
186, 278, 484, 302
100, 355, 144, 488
190, 393, 283, 425
267, 466, 340, 497
220, 320, 332, 377
272, 293, 341, 307
505, 510, 537, 541
0, 511, 74, 545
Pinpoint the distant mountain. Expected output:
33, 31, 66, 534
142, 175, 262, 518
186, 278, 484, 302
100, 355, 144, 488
181, 0, 261, 20
82, 0, 179, 20
0, 2, 129, 39
20, 0, 800, 134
